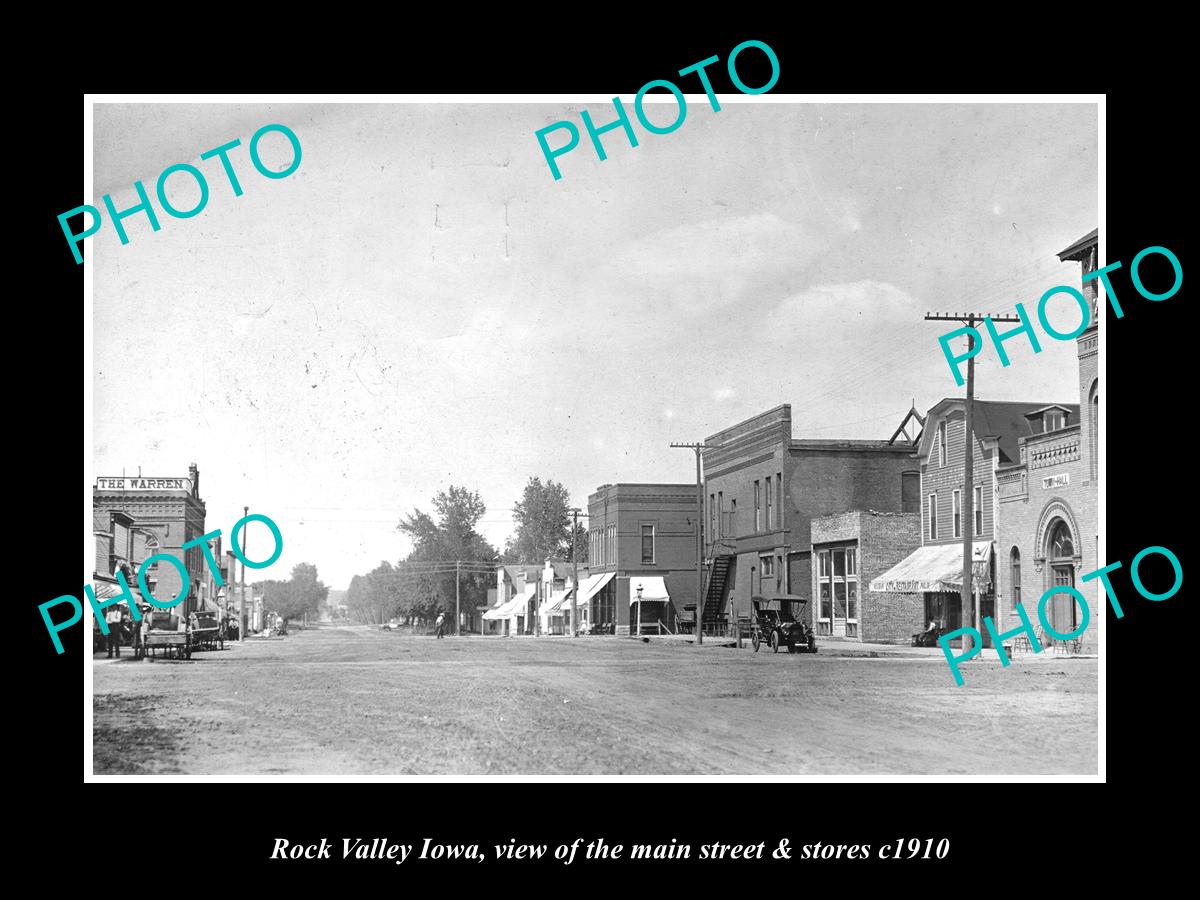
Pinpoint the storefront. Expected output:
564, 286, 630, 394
576, 572, 616, 632
869, 541, 994, 646
482, 584, 534, 635
628, 575, 672, 635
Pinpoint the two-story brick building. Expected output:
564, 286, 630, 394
701, 406, 920, 633
585, 483, 697, 635
993, 229, 1100, 653
92, 463, 208, 615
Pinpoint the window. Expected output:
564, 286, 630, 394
952, 489, 961, 538
760, 554, 774, 577
818, 547, 858, 637
1045, 410, 1064, 432
765, 477, 774, 529
1010, 547, 1022, 611
608, 524, 617, 565
938, 421, 947, 467
1089, 384, 1099, 480
728, 498, 737, 536
928, 494, 938, 540
974, 485, 983, 536
709, 494, 715, 543
775, 474, 783, 527
1050, 520, 1074, 558
817, 551, 832, 634
641, 524, 655, 564
901, 472, 920, 514
754, 480, 762, 532
717, 491, 723, 537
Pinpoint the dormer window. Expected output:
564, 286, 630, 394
1044, 410, 1065, 432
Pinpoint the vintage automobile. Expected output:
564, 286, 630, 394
750, 595, 818, 654
190, 609, 224, 651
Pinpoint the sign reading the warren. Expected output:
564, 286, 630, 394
96, 476, 192, 491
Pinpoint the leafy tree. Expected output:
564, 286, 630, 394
506, 477, 574, 564
396, 485, 497, 624
259, 563, 328, 624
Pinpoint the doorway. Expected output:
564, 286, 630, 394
1047, 520, 1078, 634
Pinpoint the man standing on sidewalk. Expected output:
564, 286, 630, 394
435, 611, 445, 639
105, 606, 124, 658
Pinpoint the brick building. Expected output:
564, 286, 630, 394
92, 463, 208, 615
811, 510, 922, 642
993, 229, 1100, 653
701, 406, 920, 632
585, 483, 697, 635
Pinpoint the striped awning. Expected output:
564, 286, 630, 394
869, 541, 993, 594
483, 584, 534, 620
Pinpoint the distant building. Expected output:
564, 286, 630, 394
483, 560, 591, 636
702, 406, 919, 633
586, 483, 698, 636
92, 463, 207, 616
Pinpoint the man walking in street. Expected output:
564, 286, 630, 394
105, 605, 124, 658
435, 611, 445, 639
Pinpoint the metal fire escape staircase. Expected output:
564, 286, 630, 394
701, 555, 733, 626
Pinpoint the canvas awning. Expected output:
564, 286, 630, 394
869, 541, 993, 594
629, 576, 669, 604
89, 578, 148, 607
483, 584, 534, 620
577, 571, 616, 603
542, 587, 576, 614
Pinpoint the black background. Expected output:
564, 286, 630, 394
21, 26, 1183, 889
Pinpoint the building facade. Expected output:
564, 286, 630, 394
92, 464, 207, 615
811, 510, 922, 642
871, 397, 1080, 648
993, 228, 1100, 653
701, 406, 919, 631
586, 483, 697, 636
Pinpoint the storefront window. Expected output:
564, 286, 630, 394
818, 547, 858, 637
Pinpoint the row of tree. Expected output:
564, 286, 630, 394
255, 562, 330, 625
344, 477, 587, 626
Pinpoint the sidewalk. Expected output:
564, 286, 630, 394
640, 633, 1096, 662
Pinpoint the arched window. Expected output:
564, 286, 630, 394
1089, 382, 1099, 480
1049, 521, 1074, 559
1010, 547, 1021, 610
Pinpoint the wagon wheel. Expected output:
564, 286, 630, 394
770, 630, 780, 653
751, 630, 761, 652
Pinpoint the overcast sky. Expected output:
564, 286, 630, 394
91, 100, 1097, 588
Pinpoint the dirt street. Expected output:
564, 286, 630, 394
93, 626, 1097, 775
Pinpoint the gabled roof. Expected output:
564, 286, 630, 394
921, 399, 1080, 465
1057, 228, 1098, 262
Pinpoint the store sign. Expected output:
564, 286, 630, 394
96, 476, 192, 491
1041, 473, 1070, 489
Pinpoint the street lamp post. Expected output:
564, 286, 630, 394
240, 505, 248, 641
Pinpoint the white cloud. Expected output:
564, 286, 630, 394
713, 387, 735, 401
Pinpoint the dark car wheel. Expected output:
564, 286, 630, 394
770, 631, 780, 653
787, 641, 796, 653
752, 631, 761, 652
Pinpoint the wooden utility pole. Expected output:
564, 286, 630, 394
455, 559, 461, 636
925, 312, 1019, 650
670, 442, 710, 645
